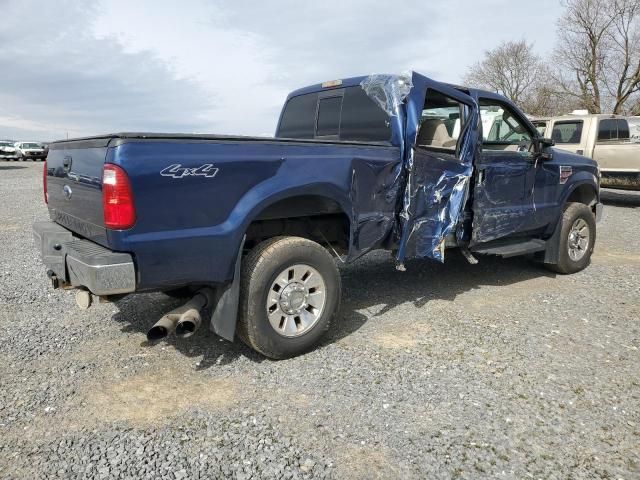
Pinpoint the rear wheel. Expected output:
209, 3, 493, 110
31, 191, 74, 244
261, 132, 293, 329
237, 236, 341, 359
546, 202, 596, 274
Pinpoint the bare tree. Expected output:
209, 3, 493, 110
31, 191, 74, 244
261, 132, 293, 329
463, 40, 544, 106
554, 0, 640, 113
463, 40, 573, 115
605, 0, 640, 113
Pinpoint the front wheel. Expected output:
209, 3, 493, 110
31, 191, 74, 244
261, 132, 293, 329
237, 236, 341, 359
546, 202, 596, 274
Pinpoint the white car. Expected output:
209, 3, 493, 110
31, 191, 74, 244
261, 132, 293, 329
0, 141, 20, 160
14, 141, 47, 161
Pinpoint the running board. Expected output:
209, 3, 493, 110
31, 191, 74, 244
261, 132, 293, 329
471, 239, 546, 258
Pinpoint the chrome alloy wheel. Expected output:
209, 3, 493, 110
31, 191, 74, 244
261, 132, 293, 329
266, 264, 326, 337
568, 218, 590, 261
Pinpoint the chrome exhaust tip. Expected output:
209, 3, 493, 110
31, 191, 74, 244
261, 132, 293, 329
148, 288, 215, 341
147, 315, 178, 341
175, 309, 202, 339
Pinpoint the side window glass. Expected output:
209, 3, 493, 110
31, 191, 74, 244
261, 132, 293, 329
479, 102, 532, 145
316, 96, 342, 137
278, 94, 318, 138
597, 119, 617, 141
551, 121, 583, 144
340, 87, 391, 142
617, 119, 630, 140
416, 90, 465, 154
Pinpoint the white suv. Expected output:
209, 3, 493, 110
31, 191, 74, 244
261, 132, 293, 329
14, 142, 46, 161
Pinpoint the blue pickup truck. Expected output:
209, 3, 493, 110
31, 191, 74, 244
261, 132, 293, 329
34, 71, 603, 359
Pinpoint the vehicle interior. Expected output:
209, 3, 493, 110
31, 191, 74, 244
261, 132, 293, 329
416, 90, 464, 153
479, 101, 533, 153
415, 93, 535, 155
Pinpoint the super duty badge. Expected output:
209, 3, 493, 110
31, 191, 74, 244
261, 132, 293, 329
160, 164, 219, 179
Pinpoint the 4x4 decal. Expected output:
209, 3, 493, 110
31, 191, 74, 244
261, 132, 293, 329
160, 164, 219, 179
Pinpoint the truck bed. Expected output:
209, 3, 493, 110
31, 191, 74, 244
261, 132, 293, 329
46, 132, 401, 291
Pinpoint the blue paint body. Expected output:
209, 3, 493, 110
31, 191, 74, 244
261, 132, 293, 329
45, 71, 599, 293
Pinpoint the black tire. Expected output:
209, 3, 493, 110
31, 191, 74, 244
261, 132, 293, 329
237, 236, 341, 359
546, 202, 596, 274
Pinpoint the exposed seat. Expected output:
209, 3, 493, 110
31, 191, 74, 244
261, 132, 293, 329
417, 119, 457, 149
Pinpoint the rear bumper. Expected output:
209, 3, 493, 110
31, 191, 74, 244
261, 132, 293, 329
33, 221, 136, 295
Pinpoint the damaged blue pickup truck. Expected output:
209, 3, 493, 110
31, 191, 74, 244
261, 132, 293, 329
34, 71, 603, 358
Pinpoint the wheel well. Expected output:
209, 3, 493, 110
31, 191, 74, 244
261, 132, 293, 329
566, 184, 597, 207
245, 195, 351, 254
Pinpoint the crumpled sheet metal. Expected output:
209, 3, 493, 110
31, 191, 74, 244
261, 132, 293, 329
397, 155, 473, 262
395, 75, 480, 264
348, 157, 404, 258
360, 73, 413, 117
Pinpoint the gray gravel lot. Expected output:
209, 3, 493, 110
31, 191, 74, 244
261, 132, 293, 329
0, 161, 639, 479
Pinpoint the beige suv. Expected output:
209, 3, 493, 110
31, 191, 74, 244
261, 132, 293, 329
542, 114, 640, 190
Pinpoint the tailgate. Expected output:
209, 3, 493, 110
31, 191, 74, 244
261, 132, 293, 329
46, 138, 110, 246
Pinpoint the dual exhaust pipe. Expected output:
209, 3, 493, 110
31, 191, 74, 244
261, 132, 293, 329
147, 288, 215, 342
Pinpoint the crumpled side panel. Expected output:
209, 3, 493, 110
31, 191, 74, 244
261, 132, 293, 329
360, 73, 413, 117
348, 156, 404, 258
397, 152, 472, 261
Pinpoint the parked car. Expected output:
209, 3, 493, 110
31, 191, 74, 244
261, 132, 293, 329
14, 141, 47, 161
0, 140, 20, 160
542, 114, 640, 190
33, 71, 602, 359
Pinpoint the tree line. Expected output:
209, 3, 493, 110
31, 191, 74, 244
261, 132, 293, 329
463, 0, 640, 116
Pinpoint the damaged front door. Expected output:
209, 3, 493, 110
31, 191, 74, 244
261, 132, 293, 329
396, 75, 479, 264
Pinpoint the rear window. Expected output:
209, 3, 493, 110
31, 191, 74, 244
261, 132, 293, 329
277, 94, 317, 139
316, 96, 342, 137
551, 121, 583, 144
598, 118, 630, 142
277, 86, 391, 142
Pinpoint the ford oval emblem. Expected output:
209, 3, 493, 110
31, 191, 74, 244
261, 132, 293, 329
63, 185, 73, 200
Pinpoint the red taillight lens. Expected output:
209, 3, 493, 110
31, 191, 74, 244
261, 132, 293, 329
43, 160, 48, 204
102, 164, 136, 229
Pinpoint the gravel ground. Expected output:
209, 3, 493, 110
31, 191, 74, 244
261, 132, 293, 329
0, 161, 638, 479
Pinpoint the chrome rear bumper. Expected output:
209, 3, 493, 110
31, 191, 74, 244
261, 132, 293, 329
33, 221, 136, 295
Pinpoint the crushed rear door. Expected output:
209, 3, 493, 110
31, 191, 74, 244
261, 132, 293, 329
394, 73, 479, 264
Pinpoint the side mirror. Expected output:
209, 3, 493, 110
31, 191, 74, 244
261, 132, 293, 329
534, 137, 554, 161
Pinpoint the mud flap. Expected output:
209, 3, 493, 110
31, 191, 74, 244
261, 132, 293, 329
210, 236, 245, 341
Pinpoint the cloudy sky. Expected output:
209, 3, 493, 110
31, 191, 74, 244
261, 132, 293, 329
0, 0, 563, 141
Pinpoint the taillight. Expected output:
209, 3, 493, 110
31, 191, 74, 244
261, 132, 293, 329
102, 164, 136, 229
43, 160, 48, 204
